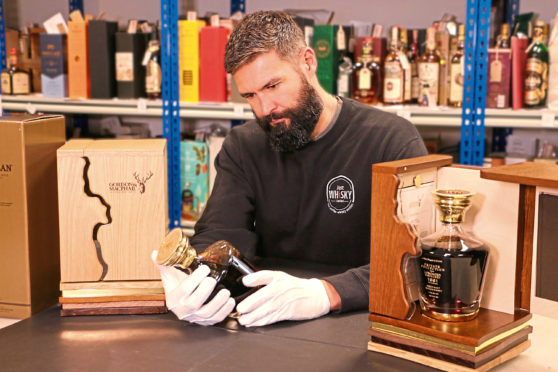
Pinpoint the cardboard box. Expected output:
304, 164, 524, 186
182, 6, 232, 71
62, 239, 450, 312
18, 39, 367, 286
179, 19, 204, 102
512, 36, 529, 110
57, 139, 168, 283
313, 25, 339, 94
88, 20, 118, 99
40, 34, 68, 98
199, 25, 228, 102
487, 48, 512, 108
68, 19, 91, 98
180, 140, 209, 225
115, 32, 149, 98
0, 114, 66, 318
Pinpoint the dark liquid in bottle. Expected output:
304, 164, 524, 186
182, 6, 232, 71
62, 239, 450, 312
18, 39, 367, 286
419, 244, 489, 316
179, 255, 256, 303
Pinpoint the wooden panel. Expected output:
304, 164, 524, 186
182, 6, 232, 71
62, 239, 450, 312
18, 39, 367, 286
60, 306, 168, 316
57, 139, 168, 282
369, 308, 531, 347
62, 301, 165, 309
59, 294, 165, 303
481, 162, 558, 189
515, 185, 536, 312
368, 339, 531, 372
60, 280, 163, 291
372, 154, 453, 175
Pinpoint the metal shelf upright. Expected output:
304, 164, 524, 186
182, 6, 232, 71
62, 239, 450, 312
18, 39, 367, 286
0, 0, 6, 91
461, 0, 491, 165
161, 0, 181, 229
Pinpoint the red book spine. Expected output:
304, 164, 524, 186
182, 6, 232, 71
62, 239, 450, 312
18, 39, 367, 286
511, 36, 529, 110
199, 26, 228, 102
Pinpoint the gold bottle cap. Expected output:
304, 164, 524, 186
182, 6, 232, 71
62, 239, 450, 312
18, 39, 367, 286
501, 23, 509, 35
433, 189, 474, 224
156, 228, 196, 268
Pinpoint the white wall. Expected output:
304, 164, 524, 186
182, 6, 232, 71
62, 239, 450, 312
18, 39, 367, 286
12, 0, 558, 30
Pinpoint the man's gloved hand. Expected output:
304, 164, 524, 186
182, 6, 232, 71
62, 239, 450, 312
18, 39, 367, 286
151, 250, 235, 326
236, 270, 331, 327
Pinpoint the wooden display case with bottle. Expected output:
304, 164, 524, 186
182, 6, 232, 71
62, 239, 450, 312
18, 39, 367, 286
368, 154, 558, 371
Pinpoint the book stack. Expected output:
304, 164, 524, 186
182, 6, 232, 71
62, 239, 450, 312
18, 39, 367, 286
368, 309, 532, 371
59, 280, 166, 316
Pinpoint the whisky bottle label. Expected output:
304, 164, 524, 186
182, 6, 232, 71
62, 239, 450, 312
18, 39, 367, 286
489, 59, 503, 83
419, 62, 440, 105
1, 72, 11, 95
145, 61, 162, 93
384, 61, 404, 102
358, 68, 371, 90
116, 52, 134, 82
337, 73, 350, 97
12, 72, 30, 95
449, 61, 464, 103
524, 57, 548, 105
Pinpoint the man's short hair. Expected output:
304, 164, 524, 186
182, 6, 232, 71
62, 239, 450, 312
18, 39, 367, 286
224, 11, 306, 74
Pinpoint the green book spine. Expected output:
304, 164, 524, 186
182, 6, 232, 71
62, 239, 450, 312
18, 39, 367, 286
313, 25, 339, 94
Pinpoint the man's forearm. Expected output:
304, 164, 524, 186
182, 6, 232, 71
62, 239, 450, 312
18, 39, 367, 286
321, 280, 341, 311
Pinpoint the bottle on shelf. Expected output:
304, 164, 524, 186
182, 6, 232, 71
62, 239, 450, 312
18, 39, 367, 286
1, 48, 31, 96
449, 24, 465, 108
399, 28, 412, 103
524, 21, 549, 108
418, 27, 440, 107
409, 29, 420, 103
352, 36, 381, 104
418, 189, 490, 322
336, 25, 353, 98
495, 23, 510, 48
383, 26, 405, 105
145, 24, 162, 99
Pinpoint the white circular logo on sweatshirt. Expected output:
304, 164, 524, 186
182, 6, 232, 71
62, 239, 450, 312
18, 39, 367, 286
326, 175, 355, 214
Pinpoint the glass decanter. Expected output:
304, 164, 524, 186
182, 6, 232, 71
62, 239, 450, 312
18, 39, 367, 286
156, 228, 256, 301
418, 189, 489, 322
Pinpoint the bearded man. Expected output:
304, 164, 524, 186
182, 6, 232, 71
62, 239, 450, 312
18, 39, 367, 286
154, 11, 427, 327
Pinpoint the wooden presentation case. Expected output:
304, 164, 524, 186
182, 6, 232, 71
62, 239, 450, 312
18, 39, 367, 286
368, 154, 558, 371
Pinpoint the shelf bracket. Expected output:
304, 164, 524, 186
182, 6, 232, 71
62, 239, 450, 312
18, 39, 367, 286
68, 0, 84, 14
161, 0, 181, 229
0, 0, 6, 73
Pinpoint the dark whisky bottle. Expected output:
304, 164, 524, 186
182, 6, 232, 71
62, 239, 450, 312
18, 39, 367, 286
156, 228, 256, 302
1, 48, 31, 95
418, 190, 489, 322
496, 23, 510, 49
409, 29, 420, 103
352, 37, 381, 104
524, 21, 549, 108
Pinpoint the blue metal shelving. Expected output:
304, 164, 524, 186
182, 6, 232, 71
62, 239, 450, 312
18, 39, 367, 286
460, 0, 491, 165
161, 0, 181, 229
0, 0, 6, 80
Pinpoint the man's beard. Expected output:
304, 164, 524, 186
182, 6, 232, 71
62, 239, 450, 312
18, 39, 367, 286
256, 80, 323, 152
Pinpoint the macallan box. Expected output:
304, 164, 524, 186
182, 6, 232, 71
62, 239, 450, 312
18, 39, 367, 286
0, 114, 66, 318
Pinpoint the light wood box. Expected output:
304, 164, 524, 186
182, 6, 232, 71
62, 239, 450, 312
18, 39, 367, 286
0, 114, 66, 318
57, 139, 168, 283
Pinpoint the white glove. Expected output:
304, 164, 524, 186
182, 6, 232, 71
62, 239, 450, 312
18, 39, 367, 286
236, 270, 331, 327
151, 250, 235, 326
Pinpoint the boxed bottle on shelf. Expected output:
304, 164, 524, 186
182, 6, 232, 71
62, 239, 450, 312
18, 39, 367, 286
88, 20, 118, 99
199, 14, 228, 102
179, 11, 205, 102
67, 10, 91, 99
39, 34, 68, 98
180, 140, 210, 226
115, 20, 151, 99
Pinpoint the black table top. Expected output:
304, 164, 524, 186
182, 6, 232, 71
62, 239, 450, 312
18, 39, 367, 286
0, 259, 438, 372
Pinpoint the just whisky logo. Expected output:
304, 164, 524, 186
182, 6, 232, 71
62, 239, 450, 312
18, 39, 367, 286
326, 175, 355, 214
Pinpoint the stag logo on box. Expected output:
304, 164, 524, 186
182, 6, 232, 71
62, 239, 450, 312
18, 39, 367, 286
108, 171, 153, 194
326, 175, 355, 214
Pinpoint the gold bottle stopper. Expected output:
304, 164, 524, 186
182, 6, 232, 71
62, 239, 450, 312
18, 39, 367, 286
433, 189, 473, 224
156, 228, 196, 269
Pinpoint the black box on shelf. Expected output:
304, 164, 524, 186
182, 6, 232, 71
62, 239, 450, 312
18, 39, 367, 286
39, 34, 68, 98
88, 20, 118, 99
115, 32, 149, 99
